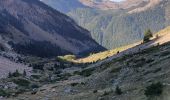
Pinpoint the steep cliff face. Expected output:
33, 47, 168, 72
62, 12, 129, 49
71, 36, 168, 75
0, 0, 105, 57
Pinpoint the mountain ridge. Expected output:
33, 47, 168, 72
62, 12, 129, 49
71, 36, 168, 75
41, 0, 169, 50
0, 0, 105, 57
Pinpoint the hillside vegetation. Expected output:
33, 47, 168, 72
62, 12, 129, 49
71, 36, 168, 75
40, 0, 86, 13
41, 0, 170, 50
59, 26, 170, 63
9, 26, 170, 100
68, 2, 168, 49
0, 0, 105, 57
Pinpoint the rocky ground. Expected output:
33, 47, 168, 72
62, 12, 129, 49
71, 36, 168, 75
3, 39, 170, 100
0, 27, 170, 100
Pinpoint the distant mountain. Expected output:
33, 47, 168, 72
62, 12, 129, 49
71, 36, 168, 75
41, 0, 161, 12
0, 0, 105, 57
40, 0, 87, 13
41, 0, 170, 49
79, 0, 150, 10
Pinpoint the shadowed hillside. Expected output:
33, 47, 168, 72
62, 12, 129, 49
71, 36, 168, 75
0, 0, 105, 57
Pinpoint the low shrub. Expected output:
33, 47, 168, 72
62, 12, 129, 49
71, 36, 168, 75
115, 86, 122, 95
0, 89, 10, 97
12, 78, 30, 87
80, 68, 94, 77
93, 90, 98, 93
144, 82, 163, 97
70, 83, 79, 87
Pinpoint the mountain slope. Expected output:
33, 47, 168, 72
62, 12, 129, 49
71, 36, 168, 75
0, 0, 105, 57
59, 26, 170, 63
68, 0, 169, 49
40, 0, 87, 13
9, 26, 170, 100
41, 0, 170, 49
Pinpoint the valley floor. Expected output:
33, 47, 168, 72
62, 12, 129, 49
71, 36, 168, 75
9, 41, 170, 100
1, 27, 170, 100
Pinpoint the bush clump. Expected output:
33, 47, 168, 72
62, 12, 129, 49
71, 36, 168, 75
143, 29, 153, 42
80, 68, 94, 77
8, 70, 21, 78
115, 86, 122, 95
144, 82, 163, 97
0, 89, 10, 97
12, 78, 30, 87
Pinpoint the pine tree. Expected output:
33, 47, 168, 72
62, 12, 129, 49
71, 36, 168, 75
13, 69, 21, 77
23, 70, 27, 77
8, 72, 12, 78
143, 29, 153, 42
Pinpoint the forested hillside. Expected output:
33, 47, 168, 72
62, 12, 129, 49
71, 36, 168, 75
40, 0, 86, 13
68, 1, 170, 49
42, 0, 170, 49
0, 0, 105, 57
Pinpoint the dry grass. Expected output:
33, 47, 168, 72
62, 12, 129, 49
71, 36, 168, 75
155, 26, 170, 36
58, 26, 170, 64
58, 42, 142, 63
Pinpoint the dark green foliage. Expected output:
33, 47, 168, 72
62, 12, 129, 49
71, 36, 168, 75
110, 67, 121, 73
12, 70, 21, 77
15, 88, 26, 95
12, 78, 30, 87
31, 75, 41, 79
79, 68, 95, 77
70, 83, 79, 87
93, 90, 98, 93
144, 82, 163, 97
8, 72, 12, 78
115, 86, 122, 95
8, 70, 23, 78
0, 89, 10, 97
0, 44, 5, 51
23, 70, 27, 77
31, 84, 39, 89
153, 68, 162, 73
160, 51, 170, 57
32, 63, 44, 70
11, 41, 71, 58
57, 73, 72, 81
143, 29, 153, 42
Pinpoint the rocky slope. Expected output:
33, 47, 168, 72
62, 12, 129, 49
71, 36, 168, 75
0, 0, 105, 58
6, 26, 170, 100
